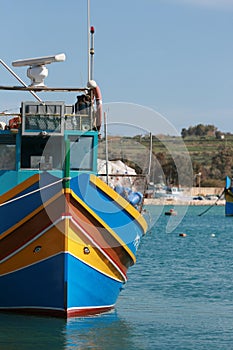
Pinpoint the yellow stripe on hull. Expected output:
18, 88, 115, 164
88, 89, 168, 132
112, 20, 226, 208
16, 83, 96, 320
1, 216, 125, 282
0, 220, 65, 275
90, 174, 148, 233
65, 188, 136, 264
0, 174, 39, 204
0, 191, 63, 240
66, 217, 126, 282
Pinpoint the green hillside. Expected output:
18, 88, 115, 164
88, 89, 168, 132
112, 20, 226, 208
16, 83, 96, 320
98, 132, 233, 187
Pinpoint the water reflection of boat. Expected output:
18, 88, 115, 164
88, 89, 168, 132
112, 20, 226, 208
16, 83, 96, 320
0, 312, 133, 349
0, 2, 148, 318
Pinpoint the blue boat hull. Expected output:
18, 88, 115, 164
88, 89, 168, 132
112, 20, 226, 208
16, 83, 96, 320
0, 173, 147, 317
0, 253, 122, 317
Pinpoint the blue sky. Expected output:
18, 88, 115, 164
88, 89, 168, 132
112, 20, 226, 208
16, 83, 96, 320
1, 0, 233, 135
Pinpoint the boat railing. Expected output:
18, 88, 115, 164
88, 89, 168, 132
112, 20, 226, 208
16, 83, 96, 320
97, 173, 148, 211
0, 104, 96, 134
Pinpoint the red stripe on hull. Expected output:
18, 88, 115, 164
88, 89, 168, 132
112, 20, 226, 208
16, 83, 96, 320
67, 305, 115, 318
69, 193, 134, 272
0, 305, 115, 319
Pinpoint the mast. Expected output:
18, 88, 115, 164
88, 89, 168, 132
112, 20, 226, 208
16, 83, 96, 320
148, 132, 152, 179
87, 0, 95, 81
104, 112, 109, 185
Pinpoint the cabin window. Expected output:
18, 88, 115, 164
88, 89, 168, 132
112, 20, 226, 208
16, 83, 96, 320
21, 136, 63, 170
69, 135, 94, 171
0, 135, 16, 170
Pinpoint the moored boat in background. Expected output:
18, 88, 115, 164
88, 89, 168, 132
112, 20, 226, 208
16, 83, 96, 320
225, 176, 233, 216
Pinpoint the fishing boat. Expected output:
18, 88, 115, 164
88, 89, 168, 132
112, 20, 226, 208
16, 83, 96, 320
154, 185, 183, 200
225, 176, 233, 216
0, 7, 148, 318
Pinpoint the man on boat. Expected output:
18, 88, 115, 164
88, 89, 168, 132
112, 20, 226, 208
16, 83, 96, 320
75, 94, 91, 114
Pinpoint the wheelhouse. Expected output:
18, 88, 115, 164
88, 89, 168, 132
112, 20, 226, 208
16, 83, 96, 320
0, 100, 98, 195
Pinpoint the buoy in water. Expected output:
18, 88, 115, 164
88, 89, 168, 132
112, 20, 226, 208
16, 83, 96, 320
179, 233, 187, 237
165, 208, 177, 216
211, 233, 215, 237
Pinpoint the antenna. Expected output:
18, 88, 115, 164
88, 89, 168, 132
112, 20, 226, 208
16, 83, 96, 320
12, 53, 66, 87
87, 0, 91, 82
90, 26, 95, 80
87, 0, 95, 82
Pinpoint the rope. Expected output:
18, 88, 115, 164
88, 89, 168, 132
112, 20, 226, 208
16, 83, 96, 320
0, 178, 63, 207
198, 189, 225, 216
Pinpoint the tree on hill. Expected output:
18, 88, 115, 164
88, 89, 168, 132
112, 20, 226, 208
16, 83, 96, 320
181, 124, 218, 138
209, 146, 233, 179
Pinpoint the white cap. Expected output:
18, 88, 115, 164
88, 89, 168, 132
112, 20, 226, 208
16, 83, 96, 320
87, 80, 97, 88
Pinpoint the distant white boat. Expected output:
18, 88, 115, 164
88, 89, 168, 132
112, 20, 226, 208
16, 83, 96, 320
154, 186, 183, 199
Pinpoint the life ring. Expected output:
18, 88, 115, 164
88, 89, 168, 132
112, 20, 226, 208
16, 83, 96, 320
9, 116, 21, 129
87, 80, 102, 132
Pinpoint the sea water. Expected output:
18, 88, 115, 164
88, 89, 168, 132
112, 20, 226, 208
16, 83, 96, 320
1, 205, 233, 350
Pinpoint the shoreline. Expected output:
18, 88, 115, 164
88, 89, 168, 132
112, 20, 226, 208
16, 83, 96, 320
144, 198, 225, 206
